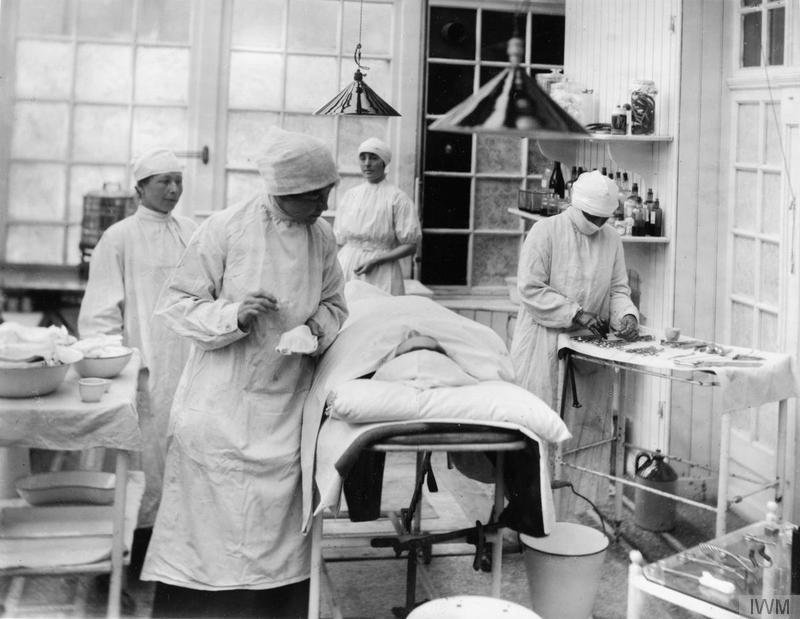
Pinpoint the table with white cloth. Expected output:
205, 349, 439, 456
0, 350, 144, 619
555, 331, 799, 537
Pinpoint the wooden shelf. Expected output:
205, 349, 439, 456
507, 209, 668, 244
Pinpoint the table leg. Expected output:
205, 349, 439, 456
308, 514, 322, 619
611, 368, 624, 525
0, 446, 30, 499
626, 550, 646, 619
776, 399, 788, 521
491, 452, 504, 598
716, 414, 731, 537
108, 450, 129, 619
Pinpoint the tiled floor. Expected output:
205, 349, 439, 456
1, 450, 743, 618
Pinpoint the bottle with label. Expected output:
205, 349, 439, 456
648, 197, 663, 237
623, 183, 641, 236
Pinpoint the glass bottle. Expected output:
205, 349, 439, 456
548, 162, 566, 199
642, 188, 654, 235
630, 79, 657, 135
623, 183, 640, 236
648, 197, 663, 237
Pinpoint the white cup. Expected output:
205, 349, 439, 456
79, 378, 110, 403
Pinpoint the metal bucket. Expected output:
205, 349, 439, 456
633, 450, 677, 532
520, 522, 608, 619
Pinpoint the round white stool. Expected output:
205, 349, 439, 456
407, 595, 542, 618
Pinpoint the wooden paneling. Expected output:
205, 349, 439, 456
563, 0, 681, 456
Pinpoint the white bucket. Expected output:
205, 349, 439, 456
519, 522, 608, 619
407, 595, 542, 618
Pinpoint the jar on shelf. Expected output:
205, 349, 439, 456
630, 79, 657, 135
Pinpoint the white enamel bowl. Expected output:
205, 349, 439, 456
0, 347, 83, 398
74, 347, 133, 379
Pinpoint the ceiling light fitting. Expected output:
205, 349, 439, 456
429, 36, 587, 139
314, 1, 400, 117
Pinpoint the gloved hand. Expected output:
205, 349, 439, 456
616, 314, 639, 341
573, 309, 609, 339
276, 324, 318, 355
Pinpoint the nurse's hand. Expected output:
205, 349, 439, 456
353, 258, 379, 276
237, 291, 278, 330
616, 314, 639, 341
573, 309, 608, 339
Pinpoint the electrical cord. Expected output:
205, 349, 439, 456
551, 479, 610, 539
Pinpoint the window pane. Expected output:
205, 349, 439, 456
768, 7, 784, 65
77, 0, 133, 40
420, 234, 468, 285
425, 129, 471, 172
762, 171, 781, 236
732, 236, 755, 298
11, 102, 70, 160
730, 302, 753, 347
742, 0, 761, 6
138, 0, 191, 43
231, 0, 285, 49
759, 310, 778, 352
286, 55, 338, 112
227, 111, 282, 169
426, 64, 474, 115
429, 7, 476, 60
72, 105, 129, 162
131, 107, 188, 154
226, 171, 262, 207
283, 114, 336, 153
75, 44, 132, 103
18, 0, 73, 36
531, 14, 565, 65
736, 102, 759, 163
472, 233, 518, 285
135, 47, 190, 105
70, 165, 129, 223
228, 52, 284, 109
422, 177, 470, 229
16, 41, 73, 100
476, 134, 521, 173
481, 11, 522, 62
66, 224, 82, 264
760, 241, 779, 306
9, 163, 67, 221
343, 1, 393, 56
6, 225, 65, 264
287, 0, 339, 52
734, 170, 757, 230
479, 65, 505, 87
765, 102, 781, 165
474, 180, 519, 230
741, 12, 761, 67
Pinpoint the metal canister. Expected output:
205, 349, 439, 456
633, 449, 677, 531
79, 182, 137, 277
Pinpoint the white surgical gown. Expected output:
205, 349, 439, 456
510, 206, 638, 409
333, 179, 421, 295
141, 195, 347, 590
78, 205, 197, 527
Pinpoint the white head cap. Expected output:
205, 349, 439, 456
256, 127, 339, 196
132, 148, 183, 182
358, 137, 392, 166
571, 170, 619, 217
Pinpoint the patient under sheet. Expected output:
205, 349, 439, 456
300, 281, 571, 537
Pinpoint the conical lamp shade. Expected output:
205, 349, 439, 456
429, 40, 587, 139
315, 69, 400, 116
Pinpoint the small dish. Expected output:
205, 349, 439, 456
15, 471, 116, 506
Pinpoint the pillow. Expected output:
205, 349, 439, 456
373, 350, 478, 389
326, 379, 571, 444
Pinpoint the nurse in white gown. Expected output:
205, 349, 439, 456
333, 138, 421, 295
141, 128, 347, 618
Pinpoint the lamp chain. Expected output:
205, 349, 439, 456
353, 0, 369, 71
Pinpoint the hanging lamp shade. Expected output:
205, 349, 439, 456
314, 68, 400, 116
429, 37, 587, 139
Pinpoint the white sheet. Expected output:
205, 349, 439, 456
300, 281, 562, 534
